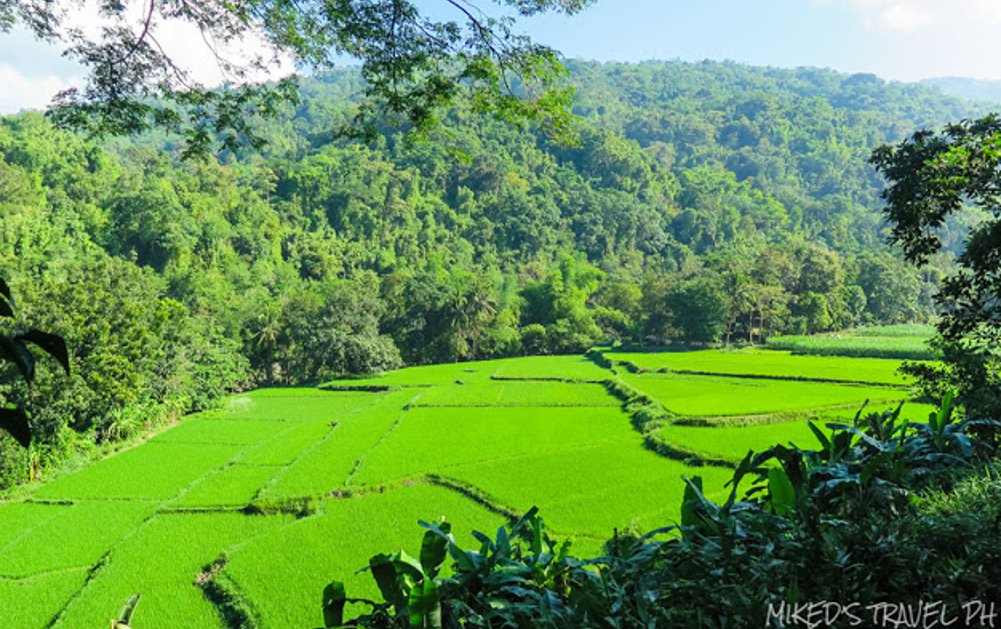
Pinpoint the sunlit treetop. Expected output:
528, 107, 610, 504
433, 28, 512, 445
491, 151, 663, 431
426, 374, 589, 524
0, 0, 594, 157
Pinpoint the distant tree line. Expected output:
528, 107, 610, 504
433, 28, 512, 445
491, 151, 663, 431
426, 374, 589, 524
0, 60, 983, 487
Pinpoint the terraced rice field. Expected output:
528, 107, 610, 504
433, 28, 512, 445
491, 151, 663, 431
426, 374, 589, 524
0, 349, 928, 627
607, 347, 911, 384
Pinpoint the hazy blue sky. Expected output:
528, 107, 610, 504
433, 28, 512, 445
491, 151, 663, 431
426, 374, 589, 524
3, 0, 1001, 113
518, 0, 1001, 80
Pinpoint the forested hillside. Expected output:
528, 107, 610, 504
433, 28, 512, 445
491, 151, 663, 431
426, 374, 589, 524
0, 60, 991, 487
922, 76, 1001, 103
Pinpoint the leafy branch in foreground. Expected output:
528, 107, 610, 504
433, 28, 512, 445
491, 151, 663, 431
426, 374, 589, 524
0, 278, 70, 448
2, 1, 595, 155
327, 393, 1001, 627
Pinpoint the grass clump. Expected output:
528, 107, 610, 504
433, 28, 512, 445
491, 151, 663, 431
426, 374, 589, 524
196, 556, 260, 629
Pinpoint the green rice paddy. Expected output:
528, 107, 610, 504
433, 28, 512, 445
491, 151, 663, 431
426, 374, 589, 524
0, 348, 934, 627
607, 347, 912, 384
621, 373, 907, 417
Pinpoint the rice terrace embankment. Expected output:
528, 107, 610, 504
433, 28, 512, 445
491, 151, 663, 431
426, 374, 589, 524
1, 336, 935, 628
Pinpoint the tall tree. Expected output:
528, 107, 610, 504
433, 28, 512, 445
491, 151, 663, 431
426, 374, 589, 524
872, 114, 1001, 415
665, 275, 731, 345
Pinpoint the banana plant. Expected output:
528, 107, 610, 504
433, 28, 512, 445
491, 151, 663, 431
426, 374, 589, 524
900, 389, 1001, 474
326, 508, 581, 628
324, 521, 451, 628
0, 278, 70, 448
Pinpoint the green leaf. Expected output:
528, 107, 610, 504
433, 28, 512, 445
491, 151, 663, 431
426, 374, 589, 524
18, 329, 70, 375
555, 539, 572, 562
407, 578, 441, 629
393, 551, 425, 581
0, 407, 31, 448
768, 467, 796, 517
531, 514, 544, 555
471, 529, 494, 553
418, 521, 450, 578
447, 546, 477, 572
322, 581, 346, 628
933, 390, 956, 431
495, 524, 511, 558
680, 475, 703, 528
787, 574, 800, 604
859, 451, 893, 485
118, 594, 141, 625
0, 336, 35, 383
807, 421, 832, 454
0, 278, 13, 316
510, 506, 540, 534
724, 450, 757, 507
368, 553, 407, 612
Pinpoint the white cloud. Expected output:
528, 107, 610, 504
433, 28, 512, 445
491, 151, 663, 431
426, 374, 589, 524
860, 1, 932, 32
805, 0, 1001, 80
829, 0, 1001, 32
0, 65, 81, 114
968, 0, 1001, 24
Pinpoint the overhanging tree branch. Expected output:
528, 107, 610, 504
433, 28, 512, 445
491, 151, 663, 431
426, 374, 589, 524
1, 0, 596, 156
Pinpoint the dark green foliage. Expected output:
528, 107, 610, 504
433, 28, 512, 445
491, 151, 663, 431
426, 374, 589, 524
519, 255, 603, 354
901, 336, 1001, 420
4, 258, 243, 441
873, 115, 1001, 417
329, 508, 584, 628
855, 253, 924, 324
251, 278, 401, 384
383, 267, 496, 365
664, 275, 731, 344
641, 398, 1001, 627
0, 277, 69, 448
